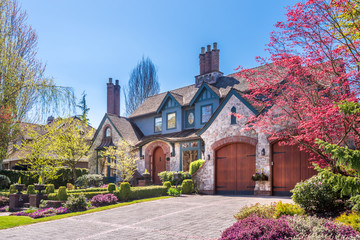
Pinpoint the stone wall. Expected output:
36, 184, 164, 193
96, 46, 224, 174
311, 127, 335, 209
198, 95, 271, 195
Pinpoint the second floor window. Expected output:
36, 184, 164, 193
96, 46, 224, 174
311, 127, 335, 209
201, 105, 212, 124
154, 117, 162, 132
167, 112, 176, 129
105, 127, 111, 138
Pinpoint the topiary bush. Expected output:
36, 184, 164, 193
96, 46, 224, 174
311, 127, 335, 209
58, 186, 68, 201
128, 186, 167, 200
27, 185, 36, 195
274, 201, 304, 219
158, 171, 191, 185
181, 179, 194, 194
75, 174, 104, 189
0, 174, 11, 189
189, 160, 205, 175
234, 203, 276, 221
69, 191, 109, 199
118, 182, 131, 201
67, 183, 75, 190
65, 193, 88, 212
163, 181, 171, 190
291, 175, 342, 216
9, 184, 16, 194
221, 215, 297, 240
45, 184, 55, 194
91, 193, 118, 207
107, 183, 116, 193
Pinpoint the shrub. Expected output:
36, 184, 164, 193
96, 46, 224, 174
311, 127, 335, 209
75, 174, 104, 188
70, 191, 109, 199
129, 186, 167, 200
274, 201, 304, 219
287, 215, 360, 239
58, 186, 68, 201
67, 188, 108, 193
181, 179, 194, 194
158, 171, 191, 185
0, 196, 9, 207
91, 193, 118, 207
47, 193, 58, 200
234, 203, 276, 221
0, 174, 11, 189
27, 185, 36, 195
45, 184, 55, 194
336, 212, 360, 231
118, 182, 131, 201
167, 187, 181, 197
65, 193, 88, 212
107, 183, 116, 193
67, 183, 75, 190
221, 215, 297, 240
189, 160, 205, 175
163, 181, 171, 190
291, 175, 342, 216
9, 184, 16, 194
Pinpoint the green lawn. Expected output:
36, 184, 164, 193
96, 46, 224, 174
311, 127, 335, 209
0, 196, 171, 230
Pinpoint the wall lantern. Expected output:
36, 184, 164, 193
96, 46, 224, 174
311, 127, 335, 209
207, 154, 210, 160
166, 157, 170, 161
261, 148, 265, 156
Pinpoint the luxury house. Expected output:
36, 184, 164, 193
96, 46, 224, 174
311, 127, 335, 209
89, 43, 316, 195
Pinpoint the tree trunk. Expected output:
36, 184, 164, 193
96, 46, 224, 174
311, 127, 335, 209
72, 165, 77, 184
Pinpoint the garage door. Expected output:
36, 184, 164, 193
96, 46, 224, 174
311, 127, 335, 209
272, 142, 317, 196
215, 143, 256, 194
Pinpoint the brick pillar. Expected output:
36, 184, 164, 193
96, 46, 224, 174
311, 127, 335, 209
107, 78, 115, 114
199, 47, 205, 75
211, 42, 219, 72
204, 45, 211, 74
114, 80, 120, 116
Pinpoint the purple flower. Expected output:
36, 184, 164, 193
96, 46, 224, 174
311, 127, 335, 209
91, 194, 118, 207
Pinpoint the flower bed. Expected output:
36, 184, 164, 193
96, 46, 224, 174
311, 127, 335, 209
11, 207, 69, 219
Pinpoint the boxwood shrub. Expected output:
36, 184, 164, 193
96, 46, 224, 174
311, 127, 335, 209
158, 171, 191, 185
70, 191, 109, 199
58, 186, 68, 201
163, 181, 171, 190
107, 183, 116, 193
129, 186, 167, 200
189, 160, 205, 175
181, 179, 194, 194
27, 185, 36, 195
45, 184, 55, 194
67, 188, 108, 193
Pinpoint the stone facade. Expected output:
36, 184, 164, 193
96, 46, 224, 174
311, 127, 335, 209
197, 95, 271, 195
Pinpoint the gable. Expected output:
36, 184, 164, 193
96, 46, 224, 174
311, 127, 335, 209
190, 84, 219, 106
157, 92, 181, 113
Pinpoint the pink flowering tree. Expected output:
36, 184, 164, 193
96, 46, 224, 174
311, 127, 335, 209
236, 0, 360, 173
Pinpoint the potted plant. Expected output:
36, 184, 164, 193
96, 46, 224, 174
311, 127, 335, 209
251, 169, 269, 181
143, 169, 150, 180
34, 176, 46, 195
15, 177, 25, 194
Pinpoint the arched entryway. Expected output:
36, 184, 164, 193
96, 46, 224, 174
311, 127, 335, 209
215, 142, 256, 194
153, 147, 166, 184
272, 142, 317, 196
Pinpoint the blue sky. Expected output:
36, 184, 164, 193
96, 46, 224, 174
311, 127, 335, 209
18, 0, 298, 127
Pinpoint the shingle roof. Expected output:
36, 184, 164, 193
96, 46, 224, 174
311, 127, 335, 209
135, 129, 200, 146
106, 114, 144, 145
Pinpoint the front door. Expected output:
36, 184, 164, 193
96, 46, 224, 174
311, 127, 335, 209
153, 147, 166, 184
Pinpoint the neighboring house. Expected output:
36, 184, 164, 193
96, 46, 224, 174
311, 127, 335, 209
2, 116, 95, 170
90, 43, 316, 195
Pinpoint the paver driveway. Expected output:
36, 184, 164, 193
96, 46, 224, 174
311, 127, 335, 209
0, 195, 292, 240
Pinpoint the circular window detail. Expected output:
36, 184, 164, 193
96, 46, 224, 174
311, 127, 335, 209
188, 112, 194, 125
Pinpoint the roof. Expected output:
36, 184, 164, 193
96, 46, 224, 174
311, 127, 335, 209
135, 129, 200, 146
128, 64, 275, 119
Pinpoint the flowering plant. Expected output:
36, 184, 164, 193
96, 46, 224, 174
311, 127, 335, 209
91, 193, 118, 207
251, 169, 268, 181
0, 205, 9, 212
11, 207, 69, 219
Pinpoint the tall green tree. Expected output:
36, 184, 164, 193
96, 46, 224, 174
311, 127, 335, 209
124, 56, 160, 116
0, 0, 75, 166
76, 91, 90, 124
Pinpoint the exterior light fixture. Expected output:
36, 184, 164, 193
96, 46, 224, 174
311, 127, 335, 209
261, 148, 265, 156
207, 154, 210, 160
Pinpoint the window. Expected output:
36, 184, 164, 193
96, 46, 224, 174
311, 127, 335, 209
154, 117, 162, 132
231, 106, 237, 125
105, 127, 111, 138
185, 109, 195, 128
201, 104, 212, 124
167, 112, 176, 129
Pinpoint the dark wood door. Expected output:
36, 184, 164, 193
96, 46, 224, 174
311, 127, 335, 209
272, 142, 317, 196
153, 147, 166, 184
215, 143, 256, 194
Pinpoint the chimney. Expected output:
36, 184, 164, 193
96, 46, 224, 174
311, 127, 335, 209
114, 80, 120, 116
204, 45, 212, 73
211, 42, 219, 72
107, 78, 115, 115
199, 47, 205, 75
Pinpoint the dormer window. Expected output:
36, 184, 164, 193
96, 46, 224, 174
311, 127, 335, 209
105, 127, 111, 138
201, 104, 212, 124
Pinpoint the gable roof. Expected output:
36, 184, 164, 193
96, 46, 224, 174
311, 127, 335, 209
156, 92, 183, 113
189, 83, 220, 106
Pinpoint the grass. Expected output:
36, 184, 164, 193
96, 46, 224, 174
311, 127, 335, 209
0, 196, 171, 230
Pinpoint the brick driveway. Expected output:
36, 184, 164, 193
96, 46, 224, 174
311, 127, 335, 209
0, 195, 292, 240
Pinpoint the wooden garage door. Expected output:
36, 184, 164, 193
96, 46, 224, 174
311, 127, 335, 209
216, 143, 256, 195
272, 142, 317, 196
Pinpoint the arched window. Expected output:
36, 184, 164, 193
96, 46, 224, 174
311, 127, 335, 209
105, 127, 111, 138
231, 106, 236, 125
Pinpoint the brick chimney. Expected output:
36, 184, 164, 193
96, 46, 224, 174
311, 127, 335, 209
107, 78, 121, 116
195, 42, 223, 87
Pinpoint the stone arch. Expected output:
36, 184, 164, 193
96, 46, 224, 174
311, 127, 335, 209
211, 135, 258, 151
144, 141, 171, 177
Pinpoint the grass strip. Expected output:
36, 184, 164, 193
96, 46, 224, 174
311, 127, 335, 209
0, 196, 171, 230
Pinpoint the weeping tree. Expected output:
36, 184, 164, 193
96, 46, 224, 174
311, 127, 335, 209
0, 0, 75, 166
124, 56, 160, 116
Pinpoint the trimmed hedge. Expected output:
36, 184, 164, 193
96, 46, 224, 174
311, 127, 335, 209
158, 171, 191, 185
70, 191, 109, 199
108, 183, 116, 193
67, 188, 108, 193
45, 184, 55, 194
114, 185, 167, 201
0, 168, 88, 188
